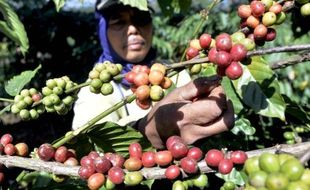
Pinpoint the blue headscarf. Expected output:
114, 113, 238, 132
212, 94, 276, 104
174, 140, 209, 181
95, 10, 156, 87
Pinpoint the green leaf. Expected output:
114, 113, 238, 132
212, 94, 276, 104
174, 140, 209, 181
119, 0, 148, 11
158, 0, 191, 16
75, 121, 153, 157
141, 179, 155, 189
53, 0, 66, 12
4, 64, 41, 96
221, 77, 244, 114
283, 95, 310, 124
232, 57, 286, 120
231, 117, 256, 136
215, 168, 247, 186
0, 104, 11, 116
0, 0, 29, 55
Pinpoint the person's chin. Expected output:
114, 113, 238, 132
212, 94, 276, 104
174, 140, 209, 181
125, 51, 148, 63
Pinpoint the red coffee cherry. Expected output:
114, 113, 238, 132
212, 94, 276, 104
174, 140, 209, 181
133, 72, 149, 86
205, 149, 224, 167
216, 51, 232, 67
218, 158, 234, 174
88, 151, 100, 160
199, 33, 212, 49
170, 142, 189, 159
250, 1, 265, 17
215, 33, 232, 52
80, 155, 95, 168
64, 157, 79, 166
186, 47, 199, 60
135, 99, 152, 110
129, 142, 143, 159
104, 153, 125, 168
230, 44, 248, 62
230, 150, 248, 165
165, 165, 181, 180
254, 24, 268, 40
225, 61, 243, 80
238, 5, 252, 19
140, 65, 150, 74
208, 47, 219, 63
4, 143, 16, 156
54, 146, 68, 163
180, 157, 198, 174
187, 147, 203, 161
265, 28, 277, 41
142, 151, 156, 168
125, 71, 136, 83
0, 134, 13, 146
124, 157, 143, 171
149, 70, 165, 85
246, 15, 260, 28
78, 165, 95, 180
135, 85, 150, 101
166, 136, 184, 150
38, 143, 55, 161
155, 150, 173, 167
88, 173, 106, 190
94, 156, 112, 174
31, 93, 42, 102
269, 3, 282, 14
108, 166, 125, 185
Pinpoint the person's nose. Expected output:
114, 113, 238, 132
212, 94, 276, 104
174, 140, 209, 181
127, 24, 139, 35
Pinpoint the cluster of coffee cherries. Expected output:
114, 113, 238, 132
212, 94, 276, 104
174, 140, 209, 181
41, 76, 77, 115
125, 63, 173, 109
237, 0, 286, 46
11, 88, 45, 120
243, 152, 310, 189
205, 148, 248, 175
295, 0, 310, 17
186, 32, 249, 80
0, 133, 29, 184
88, 61, 123, 95
37, 144, 78, 165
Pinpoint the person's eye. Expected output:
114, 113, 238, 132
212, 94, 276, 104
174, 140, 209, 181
109, 19, 126, 29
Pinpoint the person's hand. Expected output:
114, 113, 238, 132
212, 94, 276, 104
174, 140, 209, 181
138, 76, 235, 149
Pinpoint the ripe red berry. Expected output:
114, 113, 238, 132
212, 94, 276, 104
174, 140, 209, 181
0, 134, 13, 146
155, 150, 173, 167
238, 5, 252, 19
199, 33, 212, 49
78, 165, 95, 180
265, 28, 277, 41
225, 61, 243, 80
165, 165, 181, 180
269, 3, 282, 14
64, 157, 79, 166
254, 24, 268, 40
230, 150, 248, 165
54, 146, 68, 163
180, 157, 198, 174
38, 143, 55, 161
170, 142, 188, 159
4, 143, 16, 156
187, 147, 203, 161
166, 136, 184, 150
208, 47, 218, 63
104, 153, 125, 168
80, 155, 95, 167
135, 99, 152, 110
88, 173, 106, 190
205, 149, 224, 167
250, 1, 265, 17
129, 142, 143, 159
230, 44, 248, 62
94, 156, 112, 174
135, 85, 150, 101
108, 166, 124, 185
125, 71, 136, 83
133, 72, 149, 86
186, 47, 199, 60
216, 51, 232, 67
148, 70, 165, 85
215, 34, 232, 52
88, 151, 100, 160
218, 158, 234, 174
142, 151, 156, 168
31, 93, 42, 102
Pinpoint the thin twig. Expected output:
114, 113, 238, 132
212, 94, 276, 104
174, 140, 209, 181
1, 142, 309, 179
247, 44, 310, 57
271, 52, 310, 69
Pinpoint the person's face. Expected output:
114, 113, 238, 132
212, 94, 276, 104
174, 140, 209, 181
107, 7, 153, 63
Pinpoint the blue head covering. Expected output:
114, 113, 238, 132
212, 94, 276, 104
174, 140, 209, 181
95, 7, 156, 87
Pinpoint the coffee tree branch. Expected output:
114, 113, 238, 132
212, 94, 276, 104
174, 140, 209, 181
0, 142, 309, 180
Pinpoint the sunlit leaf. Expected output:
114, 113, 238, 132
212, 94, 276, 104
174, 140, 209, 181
231, 117, 256, 136
4, 65, 41, 96
141, 179, 155, 190
233, 57, 286, 121
119, 0, 148, 11
215, 168, 247, 186
53, 0, 66, 12
222, 77, 244, 114
0, 0, 29, 55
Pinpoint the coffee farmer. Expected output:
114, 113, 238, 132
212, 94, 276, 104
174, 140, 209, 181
72, 0, 234, 149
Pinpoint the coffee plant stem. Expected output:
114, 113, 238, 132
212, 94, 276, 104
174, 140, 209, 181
247, 44, 310, 57
271, 52, 310, 69
0, 98, 14, 103
1, 142, 309, 179
52, 94, 137, 148
64, 81, 91, 94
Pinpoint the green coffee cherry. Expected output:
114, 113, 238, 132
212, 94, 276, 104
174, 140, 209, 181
19, 109, 30, 120
105, 178, 115, 190
29, 109, 39, 120
49, 94, 61, 105
55, 78, 66, 89
99, 70, 112, 83
116, 64, 123, 72
231, 32, 246, 44
189, 64, 202, 75
90, 79, 103, 89
54, 103, 66, 112
192, 174, 208, 189
301, 3, 310, 16
89, 70, 100, 79
36, 105, 45, 114
23, 96, 33, 105
101, 83, 114, 95
42, 87, 53, 96
90, 86, 100, 94
14, 95, 24, 103
16, 100, 27, 110
20, 89, 30, 97
11, 104, 20, 114
275, 12, 286, 25
62, 96, 74, 106
95, 63, 106, 72
172, 180, 186, 190
107, 64, 120, 76
29, 88, 38, 96
124, 171, 143, 186
52, 86, 63, 95
46, 79, 57, 89
150, 85, 164, 101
